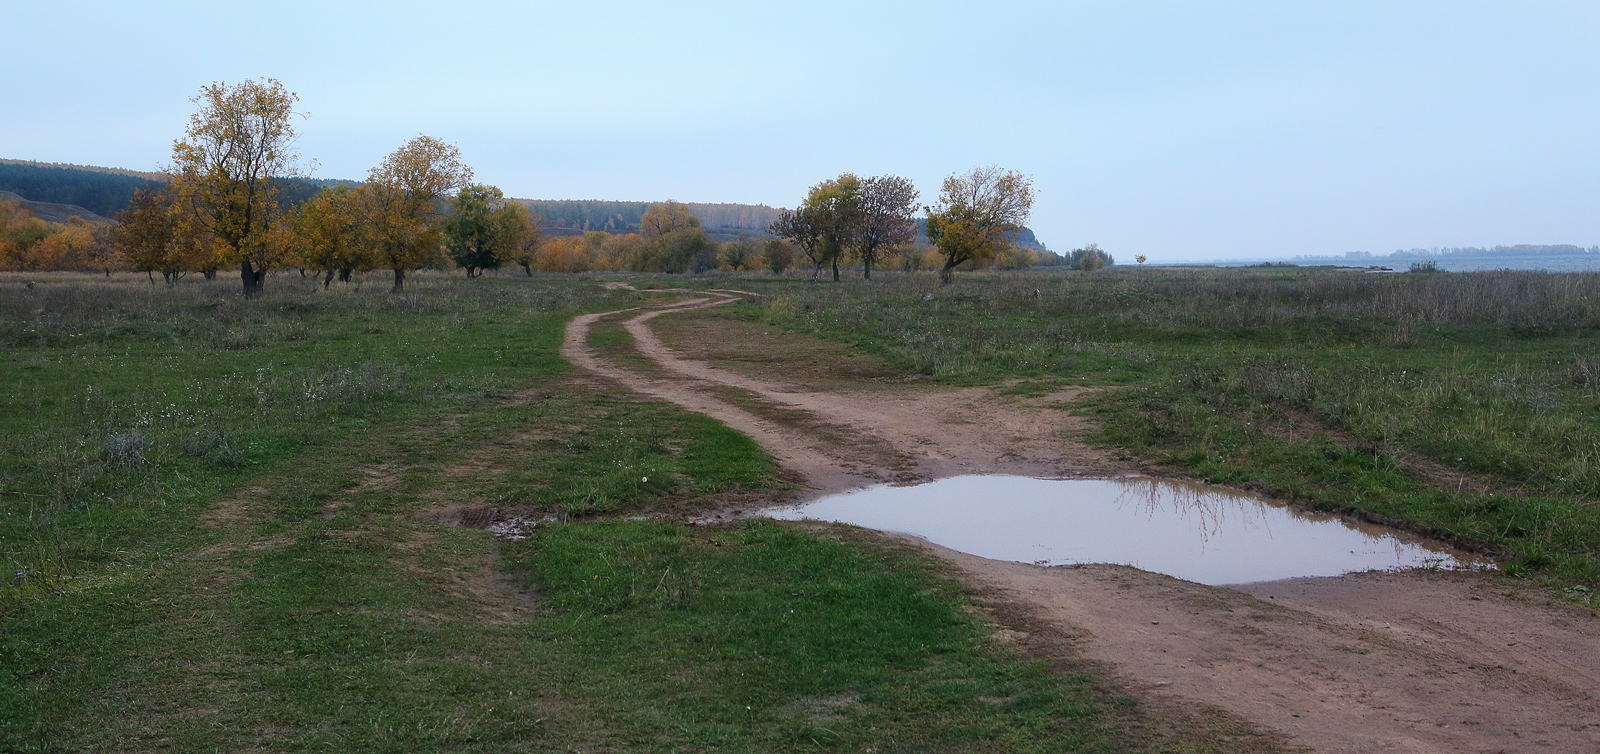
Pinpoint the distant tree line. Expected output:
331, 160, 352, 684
0, 162, 164, 218
515, 200, 785, 237
5, 80, 1082, 289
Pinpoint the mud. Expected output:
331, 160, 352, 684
564, 288, 1600, 753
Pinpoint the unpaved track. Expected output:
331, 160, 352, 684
565, 290, 1600, 753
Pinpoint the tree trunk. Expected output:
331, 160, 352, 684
240, 260, 265, 298
810, 261, 822, 282
939, 259, 958, 286
339, 268, 352, 283
520, 261, 532, 277
831, 257, 840, 282
391, 267, 405, 293
147, 270, 155, 285
863, 256, 873, 281
203, 268, 218, 281
323, 269, 336, 289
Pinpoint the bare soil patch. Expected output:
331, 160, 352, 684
564, 285, 1600, 753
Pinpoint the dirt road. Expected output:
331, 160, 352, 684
564, 289, 1600, 753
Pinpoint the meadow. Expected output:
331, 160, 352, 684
742, 266, 1600, 590
1, 272, 1234, 753
10, 264, 1594, 752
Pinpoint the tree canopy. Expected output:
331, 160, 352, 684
294, 184, 366, 288
169, 78, 304, 297
852, 175, 919, 281
444, 184, 523, 277
924, 166, 1035, 285
363, 135, 473, 292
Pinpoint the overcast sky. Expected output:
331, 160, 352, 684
6, 1, 1597, 260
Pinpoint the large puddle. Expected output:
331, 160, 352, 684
767, 476, 1489, 585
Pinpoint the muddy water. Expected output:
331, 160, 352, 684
768, 476, 1488, 585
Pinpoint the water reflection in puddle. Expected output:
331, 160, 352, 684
767, 476, 1489, 585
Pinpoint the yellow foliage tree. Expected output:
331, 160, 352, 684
169, 79, 305, 297
294, 185, 367, 288
536, 236, 592, 273
364, 135, 473, 292
595, 233, 642, 271
501, 203, 543, 277
924, 166, 1035, 286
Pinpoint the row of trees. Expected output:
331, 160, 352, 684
769, 174, 919, 283
117, 131, 479, 294
7, 80, 1081, 288
768, 166, 1041, 285
109, 80, 776, 292
150, 79, 485, 296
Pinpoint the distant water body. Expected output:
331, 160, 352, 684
1195, 255, 1600, 273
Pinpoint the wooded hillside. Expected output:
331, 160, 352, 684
0, 160, 164, 217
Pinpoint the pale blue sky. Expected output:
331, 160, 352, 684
6, 1, 1597, 260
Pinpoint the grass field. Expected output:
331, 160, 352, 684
1, 272, 1231, 752
738, 266, 1600, 591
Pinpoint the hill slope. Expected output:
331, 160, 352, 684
0, 160, 164, 218
0, 190, 112, 224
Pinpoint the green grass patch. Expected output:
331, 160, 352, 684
504, 519, 1116, 752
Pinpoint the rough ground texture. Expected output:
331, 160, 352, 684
565, 288, 1600, 753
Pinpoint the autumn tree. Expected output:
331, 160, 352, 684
597, 233, 643, 271
364, 136, 473, 292
924, 166, 1035, 285
763, 239, 795, 275
853, 175, 919, 281
88, 221, 121, 276
639, 200, 699, 239
0, 201, 49, 271
294, 185, 367, 288
502, 203, 543, 276
636, 200, 713, 273
771, 175, 859, 281
721, 234, 757, 270
169, 79, 304, 297
116, 187, 207, 284
443, 184, 523, 277
536, 236, 592, 273
768, 206, 824, 279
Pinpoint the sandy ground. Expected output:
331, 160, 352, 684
563, 289, 1600, 753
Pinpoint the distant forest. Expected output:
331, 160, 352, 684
516, 200, 786, 238
0, 161, 352, 220
0, 161, 164, 218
